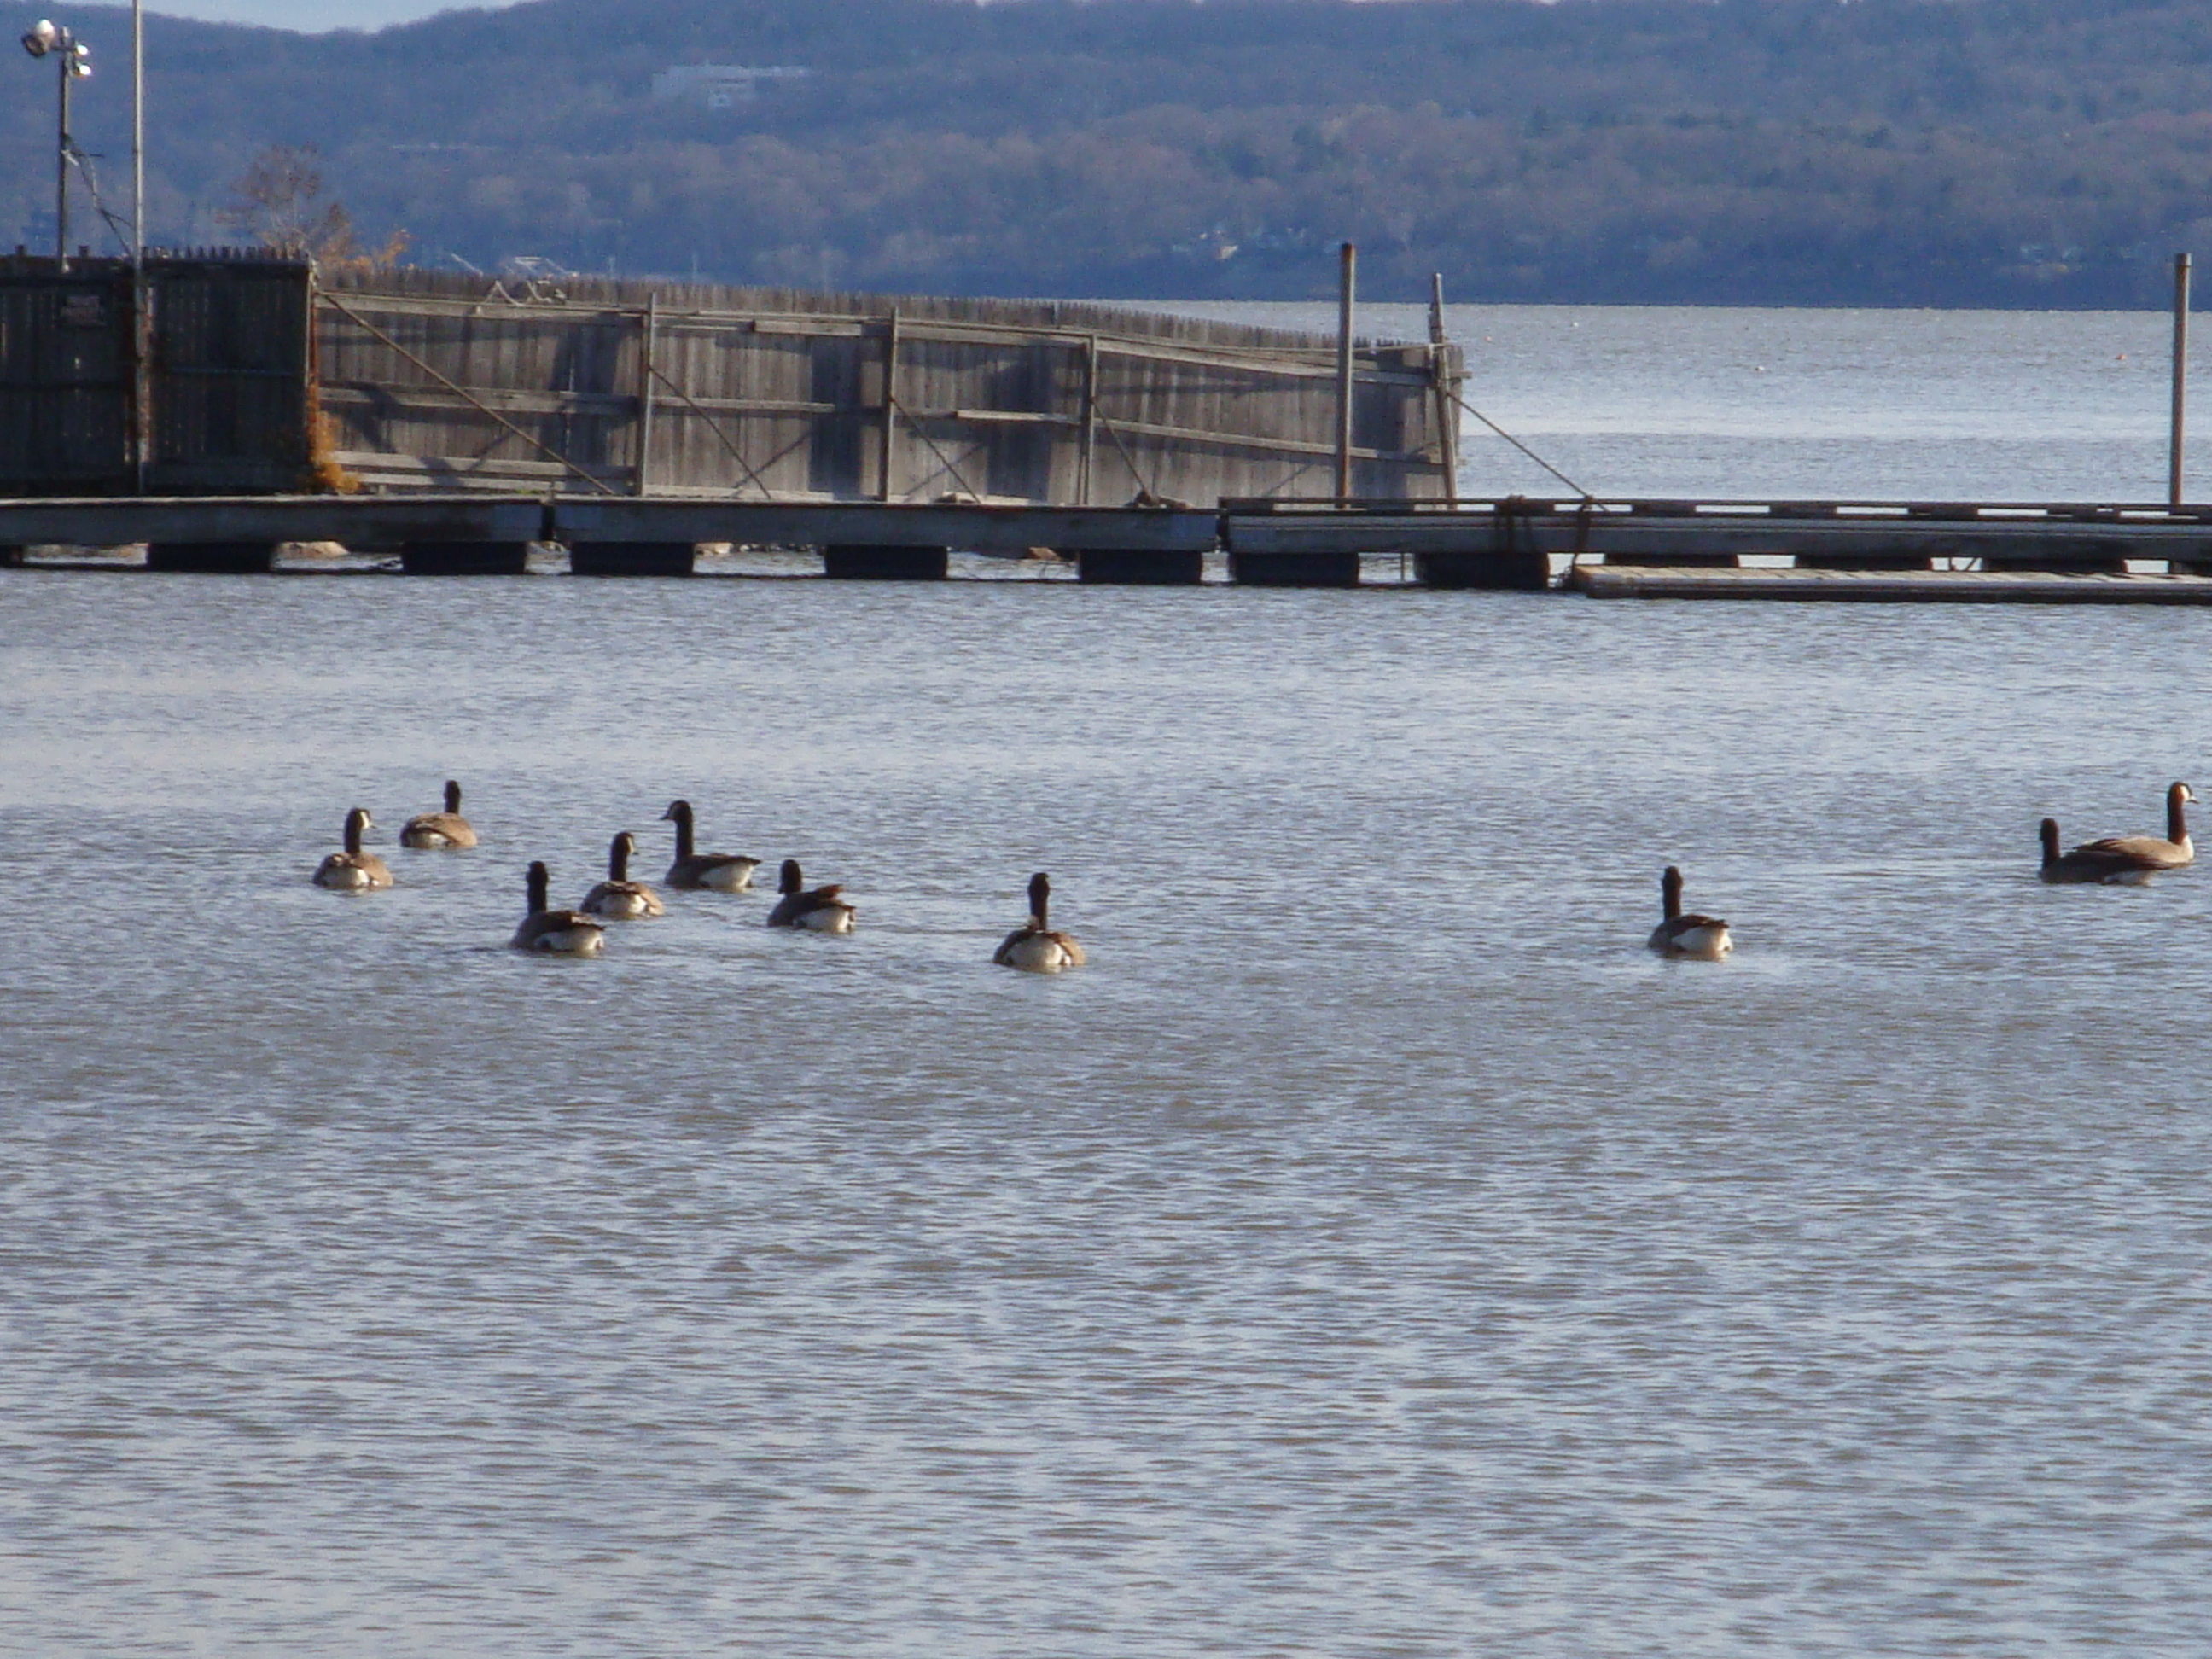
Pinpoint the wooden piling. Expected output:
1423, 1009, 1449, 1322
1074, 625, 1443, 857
1335, 242, 1357, 504
1429, 273, 1458, 509
1413, 550, 1551, 590
1078, 548, 1206, 585
1080, 334, 1098, 507
822, 544, 948, 579
1228, 550, 1361, 587
399, 541, 532, 576
636, 293, 658, 498
568, 540, 696, 577
878, 309, 901, 504
145, 540, 278, 573
2174, 253, 2192, 509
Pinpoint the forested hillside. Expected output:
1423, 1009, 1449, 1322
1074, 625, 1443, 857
10, 0, 2212, 304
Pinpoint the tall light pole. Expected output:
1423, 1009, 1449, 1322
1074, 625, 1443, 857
133, 0, 143, 266
19, 19, 93, 270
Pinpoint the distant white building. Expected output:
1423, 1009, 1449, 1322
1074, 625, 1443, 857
650, 64, 812, 109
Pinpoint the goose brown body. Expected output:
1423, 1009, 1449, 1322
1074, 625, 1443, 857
1647, 866, 1732, 959
582, 831, 667, 918
400, 780, 478, 849
765, 859, 856, 932
993, 872, 1086, 972
313, 807, 394, 889
2047, 783, 2195, 880
511, 861, 606, 954
660, 800, 760, 891
2038, 817, 2136, 884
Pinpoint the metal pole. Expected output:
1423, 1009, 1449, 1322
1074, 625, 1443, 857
55, 49, 71, 268
1429, 271, 1458, 509
877, 308, 900, 502
1079, 333, 1097, 506
133, 0, 149, 492
132, 0, 144, 265
2173, 252, 2191, 509
635, 292, 657, 497
1335, 241, 1355, 504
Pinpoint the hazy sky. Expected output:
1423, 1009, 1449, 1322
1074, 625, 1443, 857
133, 0, 512, 30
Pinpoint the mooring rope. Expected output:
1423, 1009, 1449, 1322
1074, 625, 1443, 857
1449, 389, 1592, 501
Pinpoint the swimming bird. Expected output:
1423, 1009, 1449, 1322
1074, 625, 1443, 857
992, 871, 1086, 972
2046, 783, 2197, 881
765, 859, 856, 932
1647, 866, 1732, 958
399, 779, 478, 849
660, 800, 760, 891
312, 807, 394, 889
511, 861, 606, 955
2039, 817, 2129, 883
581, 831, 667, 918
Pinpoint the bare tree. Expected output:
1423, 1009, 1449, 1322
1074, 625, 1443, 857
224, 145, 407, 271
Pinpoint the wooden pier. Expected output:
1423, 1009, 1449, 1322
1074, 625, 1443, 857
1568, 566, 2212, 603
11, 494, 2212, 598
2, 254, 1458, 509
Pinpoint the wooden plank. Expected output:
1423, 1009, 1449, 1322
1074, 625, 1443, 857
0, 493, 543, 544
328, 290, 1372, 374
331, 451, 633, 486
1228, 510, 2212, 561
319, 383, 840, 420
636, 294, 657, 496
551, 499, 1218, 552
1569, 566, 2212, 603
878, 310, 899, 502
751, 316, 868, 337
1103, 419, 1401, 464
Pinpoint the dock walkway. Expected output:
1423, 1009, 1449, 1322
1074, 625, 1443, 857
10, 494, 2212, 600
1569, 565, 2212, 604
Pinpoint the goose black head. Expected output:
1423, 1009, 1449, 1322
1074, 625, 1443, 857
779, 859, 803, 895
444, 779, 463, 813
661, 799, 691, 824
526, 860, 550, 911
1028, 871, 1051, 923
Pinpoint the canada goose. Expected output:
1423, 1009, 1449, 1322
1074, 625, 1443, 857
2039, 817, 2133, 884
581, 831, 667, 918
2047, 782, 2197, 880
312, 807, 394, 889
660, 800, 760, 891
1647, 866, 1732, 959
765, 859, 856, 932
511, 861, 606, 955
993, 871, 1086, 973
399, 780, 478, 849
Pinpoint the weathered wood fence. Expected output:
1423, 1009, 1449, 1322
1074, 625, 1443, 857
2, 253, 1460, 504
315, 269, 1458, 503
0, 252, 310, 495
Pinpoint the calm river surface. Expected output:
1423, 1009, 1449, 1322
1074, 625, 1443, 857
7, 307, 2212, 1656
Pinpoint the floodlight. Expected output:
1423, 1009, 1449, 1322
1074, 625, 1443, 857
21, 18, 58, 55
